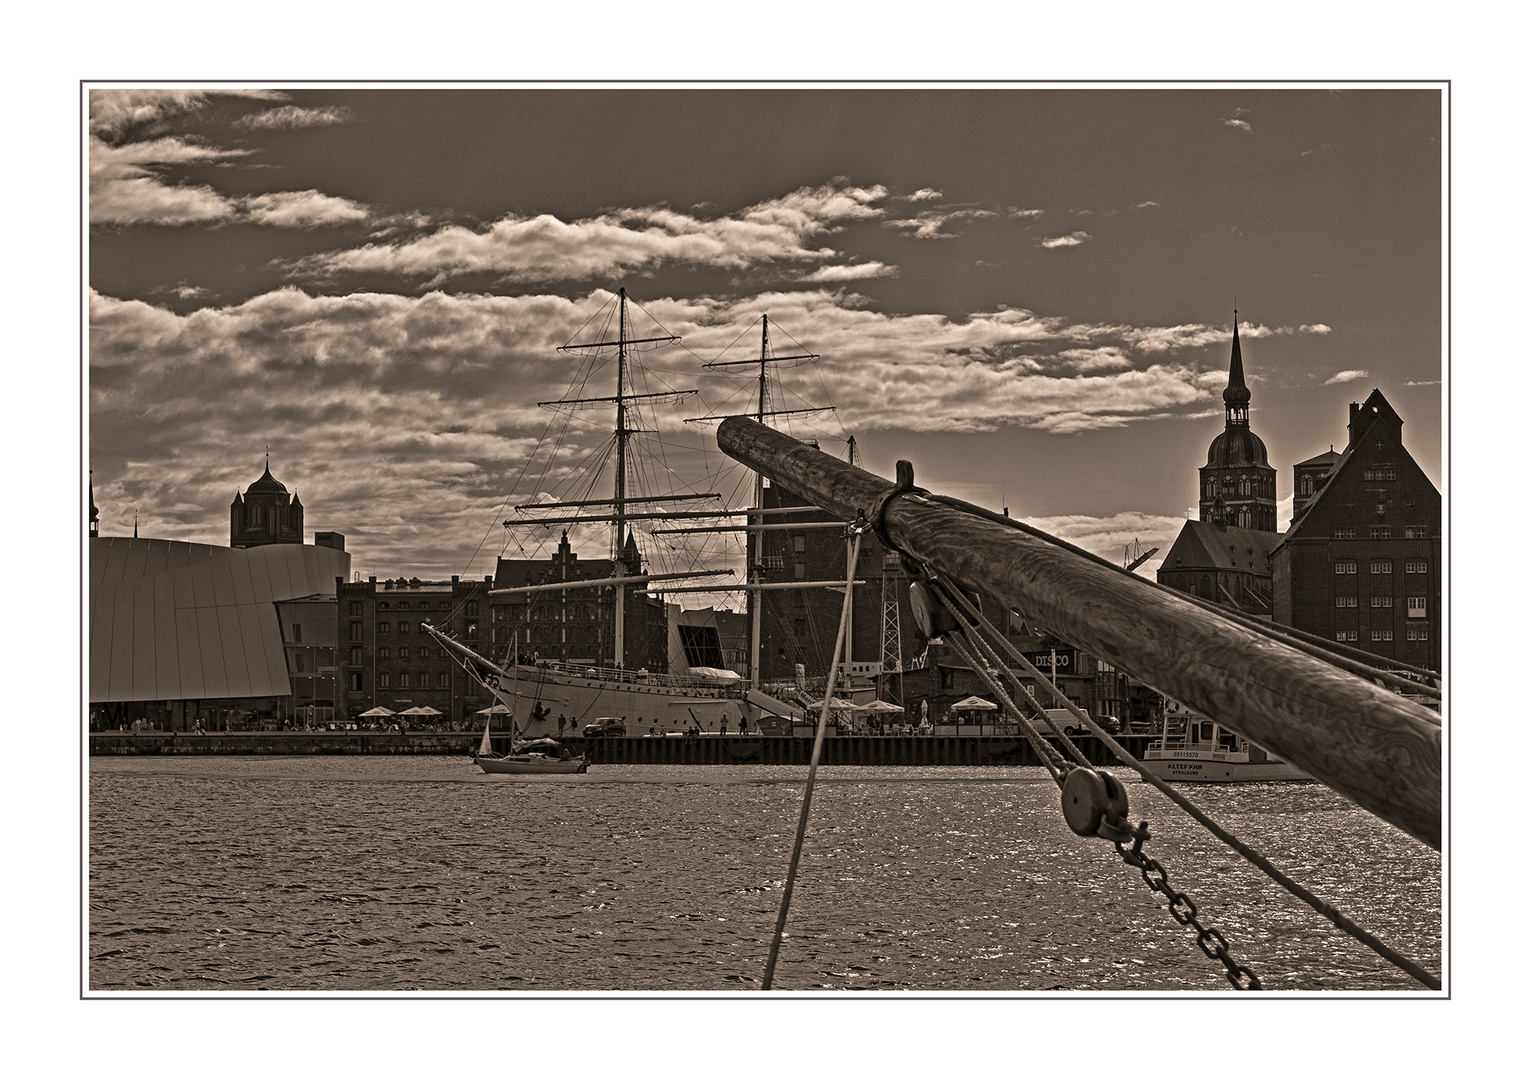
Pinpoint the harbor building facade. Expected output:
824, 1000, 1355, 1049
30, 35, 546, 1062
1271, 389, 1442, 673
336, 575, 497, 726
488, 531, 668, 675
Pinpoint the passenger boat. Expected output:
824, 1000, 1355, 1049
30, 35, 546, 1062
1140, 698, 1307, 782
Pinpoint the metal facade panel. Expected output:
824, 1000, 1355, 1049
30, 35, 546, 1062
242, 604, 290, 695
229, 553, 258, 606
195, 605, 229, 696
120, 541, 151, 583
173, 599, 207, 698
209, 553, 239, 608
256, 547, 293, 602
132, 577, 158, 700
153, 573, 180, 699
89, 586, 116, 702
215, 602, 253, 696
190, 558, 217, 612
171, 559, 197, 611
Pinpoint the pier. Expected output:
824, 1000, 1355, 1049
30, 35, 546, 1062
89, 731, 1156, 766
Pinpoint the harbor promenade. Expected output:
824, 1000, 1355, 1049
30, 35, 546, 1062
88, 731, 1154, 767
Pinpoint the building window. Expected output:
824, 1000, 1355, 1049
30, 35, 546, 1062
349, 601, 363, 616
398, 621, 410, 633
1333, 528, 1355, 539
1406, 560, 1428, 574
399, 673, 410, 689
793, 535, 806, 553
1407, 597, 1427, 618
1407, 626, 1429, 641
1371, 596, 1393, 608
1371, 629, 1394, 642
349, 673, 362, 691
1370, 527, 1392, 539
1369, 561, 1391, 575
1363, 467, 1397, 481
1299, 476, 1314, 496
379, 622, 391, 633
439, 647, 447, 659
467, 601, 479, 617
940, 668, 955, 689
1335, 561, 1357, 575
1335, 595, 1357, 608
349, 648, 361, 666
1335, 630, 1358, 642
467, 622, 478, 637
398, 600, 411, 610
1404, 527, 1429, 539
350, 621, 363, 642
438, 672, 450, 687
379, 647, 390, 660
379, 602, 390, 610
794, 563, 806, 579
378, 673, 390, 688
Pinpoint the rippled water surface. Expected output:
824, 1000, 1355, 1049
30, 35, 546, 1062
88, 758, 1441, 993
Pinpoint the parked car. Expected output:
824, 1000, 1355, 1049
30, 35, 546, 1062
1043, 709, 1121, 736
582, 717, 627, 737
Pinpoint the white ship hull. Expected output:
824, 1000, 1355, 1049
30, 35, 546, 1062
1140, 754, 1308, 783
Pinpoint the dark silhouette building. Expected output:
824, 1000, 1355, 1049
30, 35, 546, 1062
1159, 318, 1280, 615
231, 460, 304, 547
1271, 389, 1441, 673
1199, 318, 1278, 532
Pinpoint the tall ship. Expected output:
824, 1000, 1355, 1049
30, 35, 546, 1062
427, 290, 835, 738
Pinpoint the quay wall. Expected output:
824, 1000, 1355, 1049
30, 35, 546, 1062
89, 732, 1153, 767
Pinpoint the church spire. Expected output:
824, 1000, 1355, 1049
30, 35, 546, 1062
1222, 311, 1250, 427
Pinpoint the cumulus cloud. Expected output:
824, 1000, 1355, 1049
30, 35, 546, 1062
1223, 118, 1253, 133
89, 135, 247, 225
1039, 231, 1089, 249
1010, 208, 1045, 218
1324, 369, 1370, 385
89, 88, 286, 136
244, 190, 370, 227
87, 285, 1327, 575
906, 188, 942, 202
1300, 323, 1332, 334
798, 262, 897, 282
235, 105, 354, 130
288, 180, 891, 285
884, 207, 996, 239
90, 135, 370, 227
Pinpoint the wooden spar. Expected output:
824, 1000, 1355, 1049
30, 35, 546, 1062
717, 415, 1442, 849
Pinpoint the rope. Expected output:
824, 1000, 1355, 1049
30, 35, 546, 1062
762, 525, 865, 990
928, 576, 1441, 990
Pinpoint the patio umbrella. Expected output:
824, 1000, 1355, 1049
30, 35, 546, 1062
358, 706, 396, 717
950, 695, 997, 711
401, 706, 441, 716
819, 697, 856, 710
855, 699, 905, 713
475, 703, 512, 715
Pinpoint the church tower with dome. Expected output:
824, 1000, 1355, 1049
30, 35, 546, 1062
1198, 316, 1278, 533
230, 458, 305, 548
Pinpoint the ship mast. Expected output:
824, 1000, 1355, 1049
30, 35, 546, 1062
693, 315, 829, 685
529, 288, 687, 668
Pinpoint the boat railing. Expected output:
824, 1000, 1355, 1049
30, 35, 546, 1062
519, 658, 751, 692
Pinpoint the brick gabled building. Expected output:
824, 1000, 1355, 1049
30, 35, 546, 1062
1271, 389, 1441, 673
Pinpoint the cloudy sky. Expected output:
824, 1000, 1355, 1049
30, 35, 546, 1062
88, 85, 1442, 593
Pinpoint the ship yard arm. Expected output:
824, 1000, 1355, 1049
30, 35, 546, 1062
717, 415, 1442, 850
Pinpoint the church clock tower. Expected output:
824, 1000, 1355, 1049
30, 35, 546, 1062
1198, 315, 1278, 532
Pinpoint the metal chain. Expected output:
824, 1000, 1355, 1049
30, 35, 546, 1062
1115, 830, 1261, 990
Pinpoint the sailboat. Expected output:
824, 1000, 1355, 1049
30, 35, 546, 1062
425, 290, 804, 738
470, 706, 589, 774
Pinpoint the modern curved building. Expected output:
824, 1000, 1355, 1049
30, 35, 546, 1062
89, 465, 349, 729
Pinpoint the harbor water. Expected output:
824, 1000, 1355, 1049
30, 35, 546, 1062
88, 758, 1442, 993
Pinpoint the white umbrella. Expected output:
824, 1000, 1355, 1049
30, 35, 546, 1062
475, 703, 512, 715
357, 706, 396, 717
950, 695, 997, 711
855, 699, 905, 713
819, 697, 856, 710
401, 705, 442, 716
